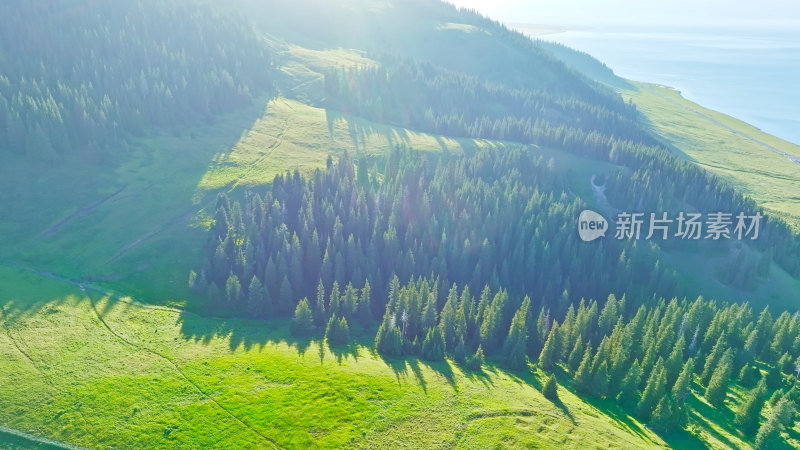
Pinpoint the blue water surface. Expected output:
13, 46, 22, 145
540, 26, 800, 145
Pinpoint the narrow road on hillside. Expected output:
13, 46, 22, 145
38, 185, 128, 238
641, 85, 800, 165
0, 426, 87, 450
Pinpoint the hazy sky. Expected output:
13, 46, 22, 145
446, 0, 800, 27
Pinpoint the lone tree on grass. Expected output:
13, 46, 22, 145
542, 374, 558, 400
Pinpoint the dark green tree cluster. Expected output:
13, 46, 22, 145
324, 60, 799, 280
0, 0, 275, 161
541, 295, 800, 433
194, 149, 679, 322
325, 59, 648, 147
324, 315, 350, 347
373, 277, 532, 369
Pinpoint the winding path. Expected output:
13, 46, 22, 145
0, 264, 282, 449
38, 185, 127, 239
641, 85, 800, 165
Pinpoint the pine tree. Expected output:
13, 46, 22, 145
773, 396, 795, 427
504, 297, 530, 370
573, 346, 594, 393
637, 358, 666, 419
329, 281, 341, 318
567, 336, 585, 373
735, 380, 767, 435
440, 285, 459, 349
671, 358, 695, 405
739, 364, 759, 388
358, 280, 373, 326
617, 359, 643, 407
598, 294, 619, 336
454, 336, 466, 364
754, 414, 779, 450
314, 279, 326, 327
701, 336, 726, 385
325, 315, 350, 346
479, 290, 507, 354
421, 292, 438, 332
467, 345, 485, 371
652, 397, 673, 430
422, 325, 446, 361
765, 364, 782, 389
278, 275, 294, 314
543, 374, 558, 400
375, 311, 403, 357
705, 349, 735, 407
246, 275, 265, 318
226, 273, 241, 306
291, 298, 314, 336
538, 322, 561, 371
591, 360, 610, 399
665, 336, 686, 386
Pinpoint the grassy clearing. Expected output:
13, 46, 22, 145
194, 97, 505, 191
621, 82, 800, 231
0, 89, 506, 308
0, 266, 671, 448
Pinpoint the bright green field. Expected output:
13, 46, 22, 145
0, 266, 670, 448
4, 263, 799, 448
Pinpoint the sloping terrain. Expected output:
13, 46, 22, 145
1, 1, 799, 449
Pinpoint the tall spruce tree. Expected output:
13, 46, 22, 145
637, 358, 666, 419
705, 349, 735, 407
735, 380, 767, 435
538, 321, 561, 371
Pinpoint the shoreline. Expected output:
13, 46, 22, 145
510, 24, 800, 148
631, 81, 800, 164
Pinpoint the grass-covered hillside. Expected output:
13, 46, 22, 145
1, 0, 799, 448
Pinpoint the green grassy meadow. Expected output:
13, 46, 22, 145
1, 266, 672, 448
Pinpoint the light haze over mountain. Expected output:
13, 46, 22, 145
447, 0, 800, 27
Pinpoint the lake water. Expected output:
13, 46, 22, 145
537, 27, 800, 145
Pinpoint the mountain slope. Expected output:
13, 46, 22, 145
1, 0, 799, 449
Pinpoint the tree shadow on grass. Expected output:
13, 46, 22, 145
548, 395, 576, 425
406, 358, 427, 393
454, 363, 493, 389
423, 358, 458, 393
782, 427, 800, 448
581, 395, 651, 438
685, 393, 742, 449
369, 351, 469, 394
684, 410, 735, 450
328, 340, 360, 364
374, 352, 410, 385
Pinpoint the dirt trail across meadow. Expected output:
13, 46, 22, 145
39, 185, 128, 239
